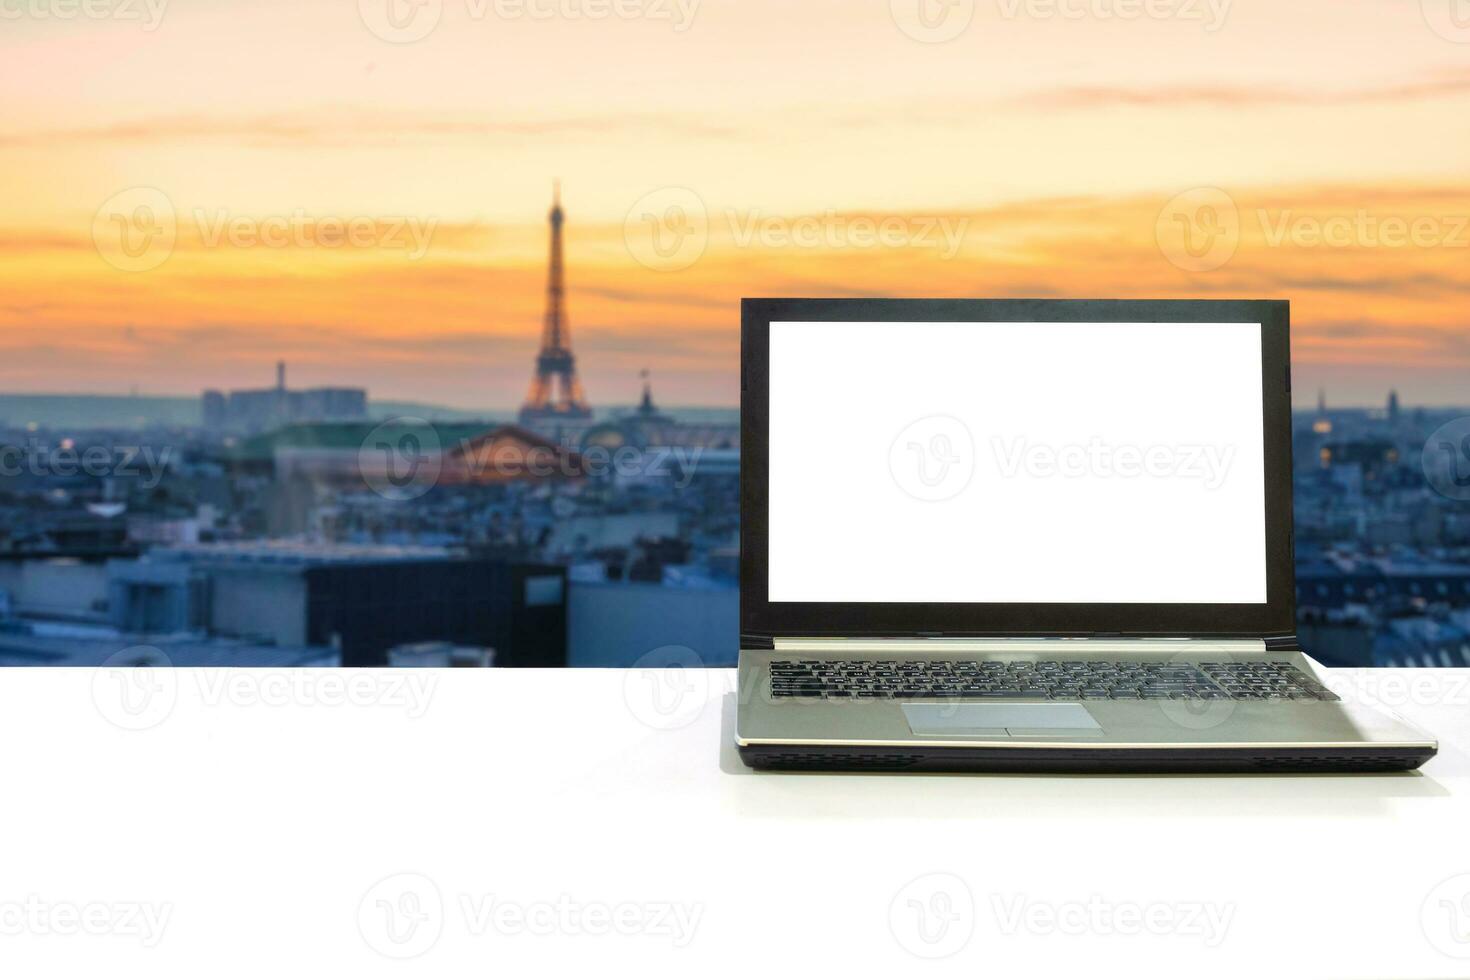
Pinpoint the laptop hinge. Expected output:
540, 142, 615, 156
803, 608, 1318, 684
771, 636, 1268, 655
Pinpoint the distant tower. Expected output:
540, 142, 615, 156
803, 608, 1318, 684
277, 360, 287, 391
1388, 389, 1400, 423
1317, 388, 1326, 415
634, 369, 671, 424
520, 182, 592, 426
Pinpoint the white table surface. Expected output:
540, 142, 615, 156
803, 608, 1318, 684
4, 665, 1469, 978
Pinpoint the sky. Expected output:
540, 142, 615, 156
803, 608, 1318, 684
1, 0, 1468, 410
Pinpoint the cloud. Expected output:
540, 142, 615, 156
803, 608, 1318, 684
1013, 68, 1470, 110
8, 66, 1467, 153
0, 110, 742, 150
1266, 272, 1470, 296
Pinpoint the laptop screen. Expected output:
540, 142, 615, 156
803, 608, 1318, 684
767, 320, 1268, 605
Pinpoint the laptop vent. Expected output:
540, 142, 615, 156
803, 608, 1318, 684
756, 751, 925, 771
1249, 755, 1418, 772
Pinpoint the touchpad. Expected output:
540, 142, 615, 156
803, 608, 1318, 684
902, 702, 1103, 737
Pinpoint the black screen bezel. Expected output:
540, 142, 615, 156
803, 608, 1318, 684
740, 298, 1296, 641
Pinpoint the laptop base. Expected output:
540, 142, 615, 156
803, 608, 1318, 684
738, 743, 1434, 774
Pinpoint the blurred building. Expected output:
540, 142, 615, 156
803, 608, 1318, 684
106, 542, 568, 667
202, 361, 367, 434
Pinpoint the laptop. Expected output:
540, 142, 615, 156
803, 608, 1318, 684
735, 298, 1437, 773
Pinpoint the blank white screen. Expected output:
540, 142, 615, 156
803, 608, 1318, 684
767, 321, 1268, 604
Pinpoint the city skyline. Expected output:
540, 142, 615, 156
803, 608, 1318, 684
3, 0, 1470, 408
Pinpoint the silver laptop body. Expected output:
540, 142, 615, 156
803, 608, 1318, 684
734, 299, 1436, 773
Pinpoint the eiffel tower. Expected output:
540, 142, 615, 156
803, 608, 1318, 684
519, 182, 592, 426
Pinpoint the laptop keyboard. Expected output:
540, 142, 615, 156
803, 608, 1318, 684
769, 660, 1340, 701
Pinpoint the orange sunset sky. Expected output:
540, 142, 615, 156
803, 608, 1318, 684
2, 0, 1468, 410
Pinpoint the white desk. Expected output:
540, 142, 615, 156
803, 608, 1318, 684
3, 666, 1468, 978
